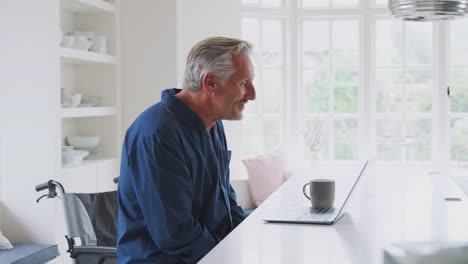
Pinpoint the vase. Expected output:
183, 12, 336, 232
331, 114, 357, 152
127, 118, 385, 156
308, 151, 322, 167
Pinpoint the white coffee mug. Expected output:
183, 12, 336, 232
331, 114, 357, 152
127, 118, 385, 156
61, 35, 75, 48
90, 35, 107, 54
303, 179, 335, 208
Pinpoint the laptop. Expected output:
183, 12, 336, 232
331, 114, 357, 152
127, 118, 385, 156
263, 160, 369, 225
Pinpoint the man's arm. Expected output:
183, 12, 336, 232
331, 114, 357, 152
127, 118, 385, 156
131, 132, 217, 263
228, 183, 246, 229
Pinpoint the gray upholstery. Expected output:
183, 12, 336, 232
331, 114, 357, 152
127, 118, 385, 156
62, 191, 117, 248
0, 242, 59, 264
63, 193, 98, 246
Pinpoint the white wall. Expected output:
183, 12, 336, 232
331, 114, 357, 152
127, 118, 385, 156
0, 0, 59, 243
121, 0, 178, 131
0, 62, 3, 224
176, 0, 241, 85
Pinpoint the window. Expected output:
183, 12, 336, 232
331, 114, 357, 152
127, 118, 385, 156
301, 18, 360, 160
450, 19, 468, 162
240, 0, 463, 166
241, 16, 286, 155
375, 19, 433, 162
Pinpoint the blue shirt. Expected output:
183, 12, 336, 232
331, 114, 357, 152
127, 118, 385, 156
117, 89, 246, 263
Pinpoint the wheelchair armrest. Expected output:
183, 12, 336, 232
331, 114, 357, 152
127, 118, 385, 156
73, 245, 117, 255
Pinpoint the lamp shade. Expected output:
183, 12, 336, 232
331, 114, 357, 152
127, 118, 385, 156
388, 0, 468, 21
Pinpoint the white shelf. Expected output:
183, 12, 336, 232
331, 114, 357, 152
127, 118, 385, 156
61, 106, 117, 118
61, 0, 116, 14
60, 47, 116, 64
61, 157, 116, 170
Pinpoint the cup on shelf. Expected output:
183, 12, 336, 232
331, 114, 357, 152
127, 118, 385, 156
72, 34, 93, 51
61, 34, 75, 48
80, 95, 102, 107
62, 93, 81, 108
90, 35, 107, 54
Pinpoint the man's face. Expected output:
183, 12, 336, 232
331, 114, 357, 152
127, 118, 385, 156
214, 53, 256, 120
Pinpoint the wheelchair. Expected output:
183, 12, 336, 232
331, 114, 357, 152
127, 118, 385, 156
35, 179, 119, 264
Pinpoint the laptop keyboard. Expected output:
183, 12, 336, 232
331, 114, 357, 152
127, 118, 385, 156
308, 207, 337, 221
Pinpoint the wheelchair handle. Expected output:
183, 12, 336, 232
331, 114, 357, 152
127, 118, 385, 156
35, 180, 52, 192
35, 180, 66, 203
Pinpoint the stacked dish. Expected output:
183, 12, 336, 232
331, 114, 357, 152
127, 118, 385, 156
62, 146, 75, 165
62, 146, 89, 166
66, 136, 100, 160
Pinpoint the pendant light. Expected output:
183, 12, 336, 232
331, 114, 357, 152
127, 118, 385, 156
388, 0, 468, 21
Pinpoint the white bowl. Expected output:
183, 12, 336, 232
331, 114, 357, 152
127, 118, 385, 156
62, 93, 82, 108
74, 149, 89, 158
68, 93, 82, 107
72, 35, 94, 51
67, 136, 100, 149
70, 150, 89, 165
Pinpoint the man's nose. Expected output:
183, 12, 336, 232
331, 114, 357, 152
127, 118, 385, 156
246, 83, 256, 101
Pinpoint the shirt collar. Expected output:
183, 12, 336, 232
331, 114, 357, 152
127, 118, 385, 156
161, 88, 209, 132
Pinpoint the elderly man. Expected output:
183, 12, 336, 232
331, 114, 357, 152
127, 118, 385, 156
117, 37, 256, 263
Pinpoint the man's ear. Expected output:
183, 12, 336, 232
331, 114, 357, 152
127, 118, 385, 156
201, 73, 219, 94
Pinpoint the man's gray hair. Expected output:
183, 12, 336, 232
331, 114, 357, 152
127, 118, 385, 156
182, 37, 253, 92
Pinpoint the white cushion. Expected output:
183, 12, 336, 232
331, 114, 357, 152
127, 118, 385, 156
0, 229, 13, 250
242, 149, 286, 207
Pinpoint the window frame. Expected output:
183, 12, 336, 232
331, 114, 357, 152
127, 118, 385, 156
241, 0, 457, 168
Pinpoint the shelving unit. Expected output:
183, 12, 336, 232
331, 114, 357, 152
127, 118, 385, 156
61, 106, 117, 118
61, 0, 116, 13
55, 1, 120, 260
60, 47, 116, 64
58, 0, 121, 193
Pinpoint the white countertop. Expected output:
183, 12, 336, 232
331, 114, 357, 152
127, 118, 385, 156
199, 162, 468, 264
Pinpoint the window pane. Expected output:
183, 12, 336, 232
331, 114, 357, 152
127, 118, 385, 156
242, 117, 262, 155
262, 19, 283, 67
375, 0, 387, 6
334, 69, 358, 112
332, 20, 359, 66
302, 0, 329, 8
303, 69, 329, 113
242, 18, 260, 66
264, 119, 281, 150
406, 22, 432, 65
262, 0, 282, 7
450, 19, 468, 65
242, 0, 260, 6
332, 0, 359, 9
375, 19, 403, 66
405, 68, 432, 113
334, 119, 358, 160
407, 119, 431, 161
376, 69, 403, 113
449, 68, 468, 112
302, 21, 329, 66
451, 118, 468, 161
262, 68, 282, 113
377, 118, 403, 161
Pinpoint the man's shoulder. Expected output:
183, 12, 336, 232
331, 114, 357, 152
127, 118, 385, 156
126, 102, 181, 140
